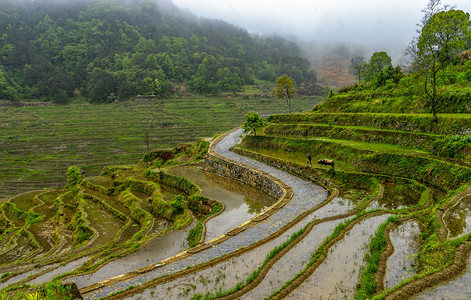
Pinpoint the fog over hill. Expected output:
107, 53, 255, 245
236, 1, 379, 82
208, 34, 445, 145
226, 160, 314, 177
174, 0, 471, 65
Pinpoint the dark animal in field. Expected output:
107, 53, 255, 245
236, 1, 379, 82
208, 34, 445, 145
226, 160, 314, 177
317, 159, 334, 168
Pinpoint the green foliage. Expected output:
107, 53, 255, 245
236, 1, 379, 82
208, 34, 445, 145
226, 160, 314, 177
146, 170, 200, 195
362, 51, 392, 82
241, 111, 266, 136
65, 165, 82, 190
0, 0, 317, 102
273, 74, 296, 113
327, 89, 335, 98
169, 194, 185, 216
433, 135, 471, 158
75, 224, 93, 244
187, 201, 222, 248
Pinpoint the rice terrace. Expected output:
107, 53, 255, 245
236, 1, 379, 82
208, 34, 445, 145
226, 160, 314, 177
3, 0, 471, 299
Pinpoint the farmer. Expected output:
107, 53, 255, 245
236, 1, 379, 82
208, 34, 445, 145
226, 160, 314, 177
306, 153, 312, 165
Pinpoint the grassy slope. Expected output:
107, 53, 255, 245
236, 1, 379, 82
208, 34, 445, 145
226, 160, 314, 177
0, 95, 322, 198
236, 108, 471, 298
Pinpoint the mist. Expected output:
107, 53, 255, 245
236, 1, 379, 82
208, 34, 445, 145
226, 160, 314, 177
173, 0, 471, 64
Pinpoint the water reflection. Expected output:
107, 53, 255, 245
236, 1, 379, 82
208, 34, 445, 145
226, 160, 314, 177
245, 197, 265, 214
444, 196, 471, 238
168, 166, 277, 240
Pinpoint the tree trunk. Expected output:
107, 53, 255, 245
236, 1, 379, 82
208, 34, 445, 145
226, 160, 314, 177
431, 71, 438, 123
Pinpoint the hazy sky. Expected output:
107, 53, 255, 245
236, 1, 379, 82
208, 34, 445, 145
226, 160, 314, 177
173, 0, 471, 51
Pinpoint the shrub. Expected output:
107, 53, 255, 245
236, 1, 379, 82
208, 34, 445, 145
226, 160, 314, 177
66, 165, 82, 189
170, 195, 185, 216
433, 135, 471, 158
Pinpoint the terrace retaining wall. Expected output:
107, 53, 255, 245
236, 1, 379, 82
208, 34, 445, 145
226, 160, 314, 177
202, 130, 283, 199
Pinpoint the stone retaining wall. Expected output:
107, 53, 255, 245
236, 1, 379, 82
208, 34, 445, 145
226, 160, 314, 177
202, 129, 283, 199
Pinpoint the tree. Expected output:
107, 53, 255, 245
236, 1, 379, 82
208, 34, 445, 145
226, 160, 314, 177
66, 165, 82, 189
273, 74, 296, 113
242, 111, 266, 136
350, 56, 365, 83
407, 1, 470, 121
362, 52, 392, 82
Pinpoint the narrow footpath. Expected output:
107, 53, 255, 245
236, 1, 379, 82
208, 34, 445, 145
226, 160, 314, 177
82, 129, 328, 299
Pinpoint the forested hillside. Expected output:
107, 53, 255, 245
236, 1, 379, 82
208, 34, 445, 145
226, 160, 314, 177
0, 0, 316, 103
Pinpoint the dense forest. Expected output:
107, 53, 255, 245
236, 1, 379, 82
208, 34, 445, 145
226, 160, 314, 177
0, 0, 316, 103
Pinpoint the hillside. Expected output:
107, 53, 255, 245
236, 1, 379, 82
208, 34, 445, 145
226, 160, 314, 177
0, 94, 322, 199
0, 0, 318, 103
231, 110, 471, 298
313, 52, 471, 114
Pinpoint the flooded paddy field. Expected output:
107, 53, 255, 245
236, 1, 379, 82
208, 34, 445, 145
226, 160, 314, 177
122, 189, 359, 300
72, 222, 195, 288
74, 165, 278, 289
241, 219, 346, 299
168, 165, 277, 241
443, 195, 471, 238
412, 252, 471, 299
385, 220, 420, 289
285, 214, 390, 300
124, 213, 346, 300
368, 181, 422, 210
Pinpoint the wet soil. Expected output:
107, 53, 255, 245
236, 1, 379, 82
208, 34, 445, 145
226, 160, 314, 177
27, 196, 58, 254
412, 251, 471, 299
285, 214, 390, 300
385, 221, 420, 288
0, 233, 36, 265
81, 200, 124, 249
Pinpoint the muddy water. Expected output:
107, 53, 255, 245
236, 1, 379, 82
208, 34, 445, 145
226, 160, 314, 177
443, 195, 471, 238
369, 183, 421, 210
385, 221, 420, 288
242, 219, 346, 299
286, 214, 390, 300
0, 263, 59, 289
412, 253, 471, 299
72, 221, 195, 288
124, 198, 356, 300
310, 197, 355, 219
168, 166, 276, 241
27, 256, 91, 285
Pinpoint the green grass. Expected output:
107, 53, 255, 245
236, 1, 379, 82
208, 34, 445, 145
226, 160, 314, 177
236, 146, 357, 172
0, 96, 322, 198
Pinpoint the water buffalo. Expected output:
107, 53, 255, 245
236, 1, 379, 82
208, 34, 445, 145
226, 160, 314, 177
317, 159, 334, 168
